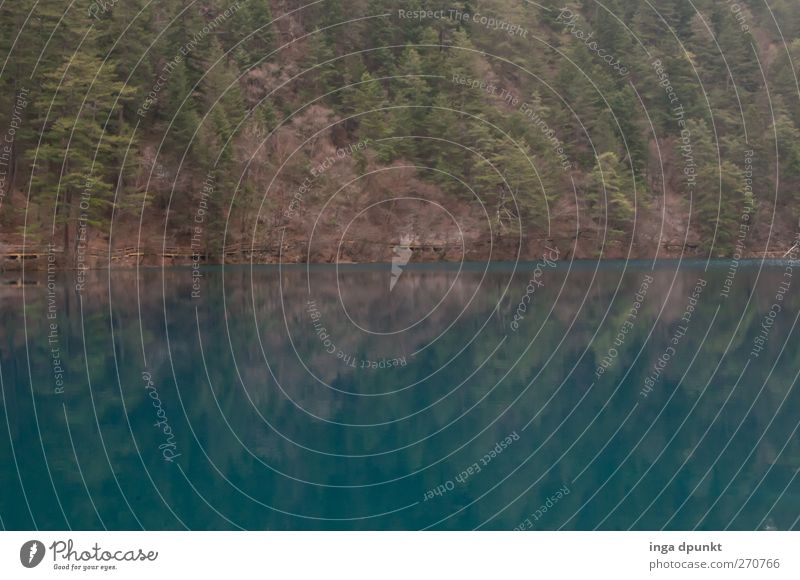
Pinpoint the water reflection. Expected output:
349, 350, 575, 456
1, 262, 799, 530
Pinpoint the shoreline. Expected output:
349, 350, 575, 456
2, 237, 795, 272
2, 255, 798, 274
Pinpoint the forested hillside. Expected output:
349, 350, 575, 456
1, 0, 800, 266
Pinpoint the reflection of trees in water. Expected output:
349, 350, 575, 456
0, 266, 799, 529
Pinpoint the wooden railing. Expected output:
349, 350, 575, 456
5, 241, 800, 262
1, 242, 285, 262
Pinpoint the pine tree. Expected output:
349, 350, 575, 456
492, 139, 547, 232
32, 53, 134, 261
230, 0, 275, 67
349, 72, 395, 162
393, 47, 431, 157
587, 151, 636, 239
609, 85, 648, 178
689, 160, 748, 257
303, 33, 344, 104
773, 112, 800, 212
94, 0, 155, 117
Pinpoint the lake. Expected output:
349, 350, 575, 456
1, 261, 799, 530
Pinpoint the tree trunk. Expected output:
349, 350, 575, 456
63, 189, 74, 267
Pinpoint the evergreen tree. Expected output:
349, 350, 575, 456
32, 53, 134, 260
349, 72, 395, 162
230, 0, 275, 68
773, 112, 800, 212
587, 151, 636, 239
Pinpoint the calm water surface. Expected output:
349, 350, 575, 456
1, 262, 799, 530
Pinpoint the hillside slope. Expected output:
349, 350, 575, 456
1, 0, 799, 268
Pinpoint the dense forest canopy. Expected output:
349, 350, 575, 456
1, 0, 800, 265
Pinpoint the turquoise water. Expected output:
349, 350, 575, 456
1, 262, 799, 530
